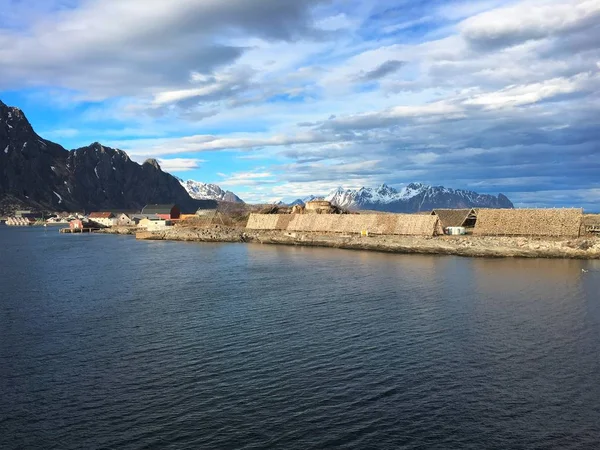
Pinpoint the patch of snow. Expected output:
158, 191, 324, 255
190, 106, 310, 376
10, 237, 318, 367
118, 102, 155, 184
53, 191, 63, 204
7, 111, 12, 119
51, 166, 56, 172
38, 139, 47, 147
94, 166, 100, 179
3, 145, 8, 154
22, 142, 27, 150
7, 124, 12, 129
180, 179, 244, 203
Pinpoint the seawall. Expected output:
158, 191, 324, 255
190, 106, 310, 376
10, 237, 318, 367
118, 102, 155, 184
95, 226, 600, 259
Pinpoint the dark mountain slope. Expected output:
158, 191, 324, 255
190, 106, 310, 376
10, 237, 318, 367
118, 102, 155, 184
0, 100, 206, 213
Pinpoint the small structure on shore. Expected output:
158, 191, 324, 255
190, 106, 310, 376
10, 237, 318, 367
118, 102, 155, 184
581, 214, 600, 236
70, 219, 84, 230
305, 200, 334, 214
195, 200, 219, 215
142, 204, 181, 220
431, 209, 477, 230
473, 208, 583, 237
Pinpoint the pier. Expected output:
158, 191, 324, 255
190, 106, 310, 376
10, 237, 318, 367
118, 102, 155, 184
59, 227, 96, 233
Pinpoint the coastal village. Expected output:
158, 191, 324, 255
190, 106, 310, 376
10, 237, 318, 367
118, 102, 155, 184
2, 200, 600, 237
2, 200, 600, 259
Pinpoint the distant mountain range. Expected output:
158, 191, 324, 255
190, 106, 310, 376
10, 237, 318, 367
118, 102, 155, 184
0, 99, 513, 214
285, 183, 513, 212
178, 178, 244, 203
0, 100, 210, 213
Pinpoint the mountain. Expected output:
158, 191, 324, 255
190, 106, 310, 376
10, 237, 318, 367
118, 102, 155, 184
178, 179, 244, 203
0, 100, 210, 213
324, 183, 513, 212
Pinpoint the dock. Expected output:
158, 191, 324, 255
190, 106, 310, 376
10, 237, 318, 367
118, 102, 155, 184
59, 228, 96, 233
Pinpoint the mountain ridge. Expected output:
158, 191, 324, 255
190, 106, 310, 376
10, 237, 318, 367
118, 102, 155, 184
178, 178, 244, 203
0, 101, 210, 213
281, 183, 513, 212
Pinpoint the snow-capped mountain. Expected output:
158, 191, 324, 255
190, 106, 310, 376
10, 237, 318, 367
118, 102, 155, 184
179, 179, 244, 203
324, 183, 513, 212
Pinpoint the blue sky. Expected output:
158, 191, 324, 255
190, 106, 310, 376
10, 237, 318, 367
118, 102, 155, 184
0, 0, 599, 207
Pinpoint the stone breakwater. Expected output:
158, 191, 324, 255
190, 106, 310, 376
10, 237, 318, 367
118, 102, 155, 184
96, 225, 600, 259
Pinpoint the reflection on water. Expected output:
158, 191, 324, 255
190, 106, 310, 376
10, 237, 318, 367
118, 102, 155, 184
0, 227, 599, 450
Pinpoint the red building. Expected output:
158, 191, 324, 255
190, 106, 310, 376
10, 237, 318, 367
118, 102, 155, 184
70, 219, 84, 230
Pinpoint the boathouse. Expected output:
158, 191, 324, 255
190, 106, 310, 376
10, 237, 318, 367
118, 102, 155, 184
473, 208, 583, 237
195, 200, 219, 215
142, 204, 181, 220
581, 214, 600, 236
70, 219, 84, 230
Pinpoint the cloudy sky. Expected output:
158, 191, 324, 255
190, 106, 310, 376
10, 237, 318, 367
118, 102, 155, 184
0, 0, 599, 206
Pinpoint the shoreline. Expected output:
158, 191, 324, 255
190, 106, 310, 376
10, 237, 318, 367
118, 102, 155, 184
95, 226, 600, 259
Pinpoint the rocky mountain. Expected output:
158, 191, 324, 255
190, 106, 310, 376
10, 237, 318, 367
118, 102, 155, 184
178, 179, 244, 203
324, 183, 513, 212
0, 100, 210, 213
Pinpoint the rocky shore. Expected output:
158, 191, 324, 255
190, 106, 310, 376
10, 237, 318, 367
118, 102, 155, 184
96, 225, 600, 259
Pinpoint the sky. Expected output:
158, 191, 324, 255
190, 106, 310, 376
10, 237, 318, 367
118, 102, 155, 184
0, 0, 599, 207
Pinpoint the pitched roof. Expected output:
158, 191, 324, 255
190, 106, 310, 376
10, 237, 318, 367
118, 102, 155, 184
89, 212, 115, 219
195, 200, 219, 210
431, 209, 475, 228
474, 208, 583, 237
142, 204, 178, 214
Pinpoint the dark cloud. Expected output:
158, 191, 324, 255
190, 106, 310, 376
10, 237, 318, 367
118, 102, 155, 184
0, 0, 331, 95
356, 60, 406, 82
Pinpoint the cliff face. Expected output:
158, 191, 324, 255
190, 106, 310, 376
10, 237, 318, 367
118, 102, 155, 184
0, 100, 203, 213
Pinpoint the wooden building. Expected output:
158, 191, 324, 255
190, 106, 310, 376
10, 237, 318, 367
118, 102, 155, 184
431, 209, 477, 229
88, 212, 117, 227
70, 219, 84, 230
581, 214, 600, 236
473, 208, 583, 237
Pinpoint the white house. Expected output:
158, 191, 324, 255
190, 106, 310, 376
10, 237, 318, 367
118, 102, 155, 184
88, 212, 117, 227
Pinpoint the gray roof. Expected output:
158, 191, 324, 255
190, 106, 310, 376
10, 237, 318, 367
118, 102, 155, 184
132, 214, 162, 221
142, 204, 178, 214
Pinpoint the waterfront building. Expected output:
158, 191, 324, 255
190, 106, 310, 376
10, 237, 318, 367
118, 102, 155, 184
88, 212, 117, 227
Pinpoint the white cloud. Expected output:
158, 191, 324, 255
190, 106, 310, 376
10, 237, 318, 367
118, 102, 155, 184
462, 73, 598, 109
157, 158, 205, 172
460, 0, 600, 49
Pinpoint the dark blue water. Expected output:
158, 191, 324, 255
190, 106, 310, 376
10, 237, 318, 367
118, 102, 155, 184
1, 225, 599, 449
